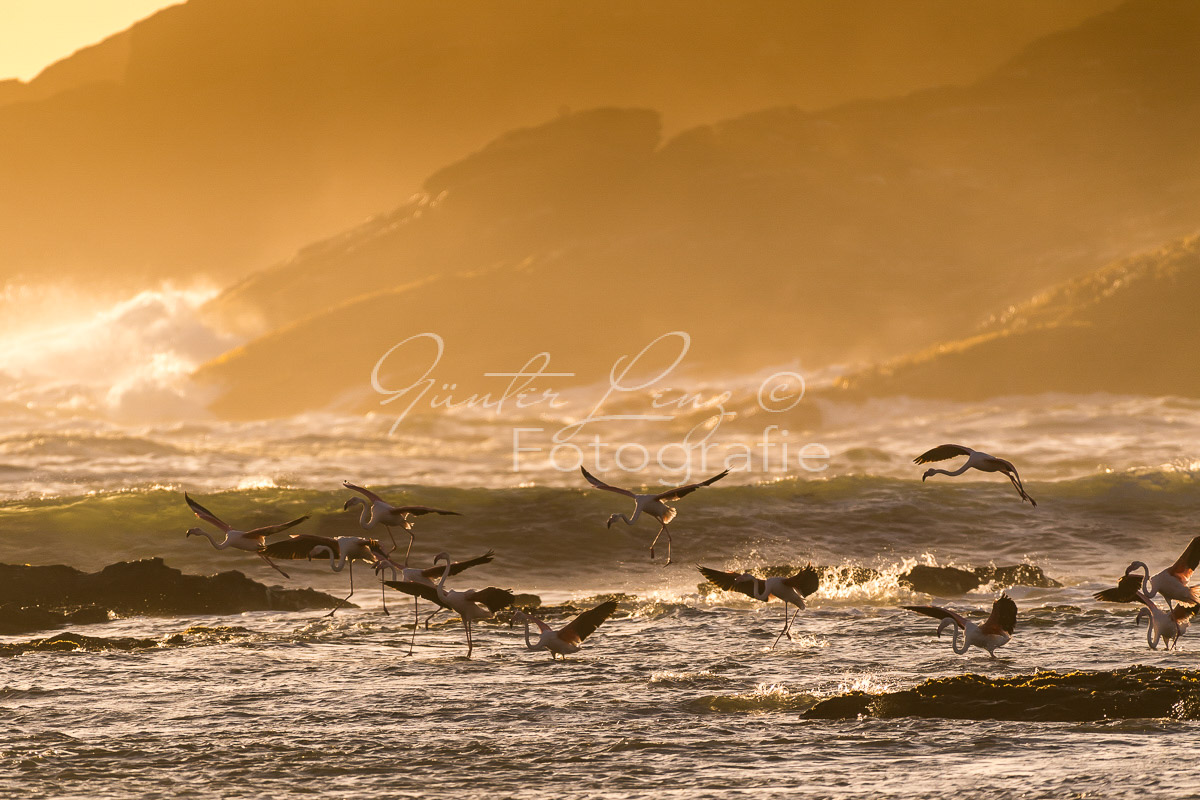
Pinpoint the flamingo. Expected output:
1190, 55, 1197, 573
1133, 593, 1197, 650
342, 480, 461, 564
379, 550, 495, 655
183, 493, 309, 579
1094, 537, 1200, 609
580, 466, 730, 565
903, 594, 1017, 657
385, 552, 514, 657
698, 565, 820, 649
914, 444, 1036, 506
262, 533, 399, 616
511, 601, 619, 660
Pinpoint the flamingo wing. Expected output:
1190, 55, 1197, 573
343, 480, 386, 503
1093, 573, 1143, 603
913, 444, 973, 465
384, 580, 446, 606
465, 587, 516, 613
698, 566, 757, 599
902, 605, 968, 628
184, 493, 232, 532
424, 550, 495, 579
654, 469, 730, 502
981, 594, 1017, 635
1168, 536, 1200, 581
559, 601, 619, 645
246, 515, 311, 538
262, 534, 337, 560
783, 565, 821, 597
580, 467, 636, 497
393, 506, 462, 517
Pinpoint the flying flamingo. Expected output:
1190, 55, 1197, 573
903, 594, 1017, 657
183, 493, 309, 579
385, 552, 514, 657
342, 480, 461, 564
511, 601, 619, 660
580, 466, 730, 564
1133, 594, 1196, 650
698, 565, 820, 649
914, 444, 1036, 506
262, 533, 399, 616
379, 550, 496, 655
1094, 537, 1200, 609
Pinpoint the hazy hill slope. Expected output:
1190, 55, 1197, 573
0, 0, 1119, 285
833, 234, 1200, 400
193, 0, 1200, 418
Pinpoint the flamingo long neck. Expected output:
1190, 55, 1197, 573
1130, 562, 1152, 595
518, 616, 538, 650
347, 498, 373, 529
434, 555, 452, 601
193, 530, 230, 550
939, 618, 969, 654
935, 464, 972, 478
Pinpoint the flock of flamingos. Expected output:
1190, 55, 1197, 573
181, 443, 1200, 657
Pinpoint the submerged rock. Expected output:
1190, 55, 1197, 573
804, 666, 1200, 722
0, 558, 347, 631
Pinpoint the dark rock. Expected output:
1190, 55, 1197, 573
901, 565, 981, 595
974, 564, 1062, 589
0, 559, 346, 629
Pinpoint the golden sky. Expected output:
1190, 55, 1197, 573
0, 0, 177, 81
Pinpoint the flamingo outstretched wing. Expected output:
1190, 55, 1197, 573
580, 467, 636, 498
465, 587, 516, 613
394, 506, 461, 517
698, 566, 757, 598
783, 566, 821, 597
384, 580, 446, 606
980, 594, 1017, 636
421, 550, 495, 580
184, 493, 232, 532
1093, 573, 1143, 603
559, 601, 618, 645
903, 604, 969, 629
913, 444, 973, 465
655, 469, 730, 502
262, 534, 338, 560
246, 515, 311, 538
1168, 536, 1200, 582
343, 481, 386, 503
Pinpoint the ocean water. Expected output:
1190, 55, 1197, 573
3, 287, 1200, 798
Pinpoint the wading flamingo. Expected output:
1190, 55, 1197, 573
511, 601, 619, 660
903, 594, 1017, 657
385, 552, 514, 657
1133, 593, 1197, 650
183, 493, 308, 579
698, 565, 820, 649
262, 533, 398, 616
1094, 537, 1200, 609
580, 466, 730, 565
914, 445, 1036, 506
378, 551, 495, 654
343, 480, 461, 564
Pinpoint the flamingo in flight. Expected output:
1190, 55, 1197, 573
580, 466, 729, 565
914, 444, 1036, 506
342, 480, 461, 564
378, 550, 496, 655
1093, 536, 1200, 609
385, 552, 514, 657
903, 594, 1017, 657
511, 601, 619, 660
698, 565, 820, 649
262, 533, 399, 616
183, 493, 308, 579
